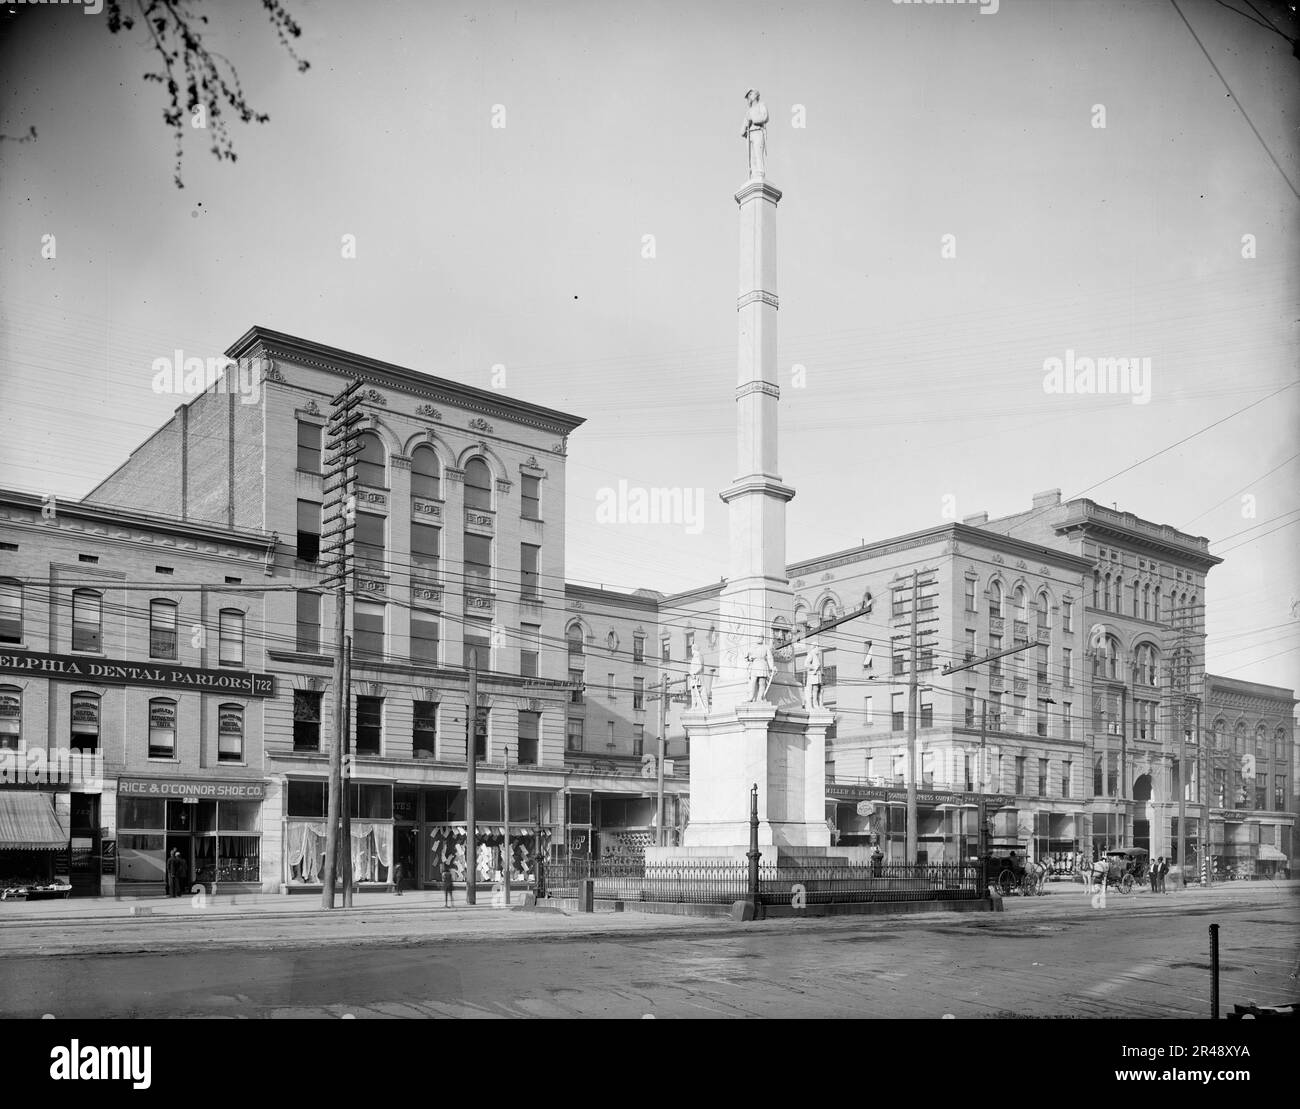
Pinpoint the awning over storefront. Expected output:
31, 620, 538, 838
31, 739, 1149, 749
0, 791, 68, 850
1258, 844, 1287, 861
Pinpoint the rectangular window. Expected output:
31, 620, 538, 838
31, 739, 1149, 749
891, 692, 905, 733
633, 677, 644, 711
964, 688, 975, 728
296, 499, 321, 563
411, 610, 439, 667
864, 696, 873, 726
296, 591, 321, 654
1276, 774, 1286, 811
356, 513, 385, 572
218, 609, 244, 666
607, 672, 616, 701
520, 543, 540, 600
297, 421, 322, 472
606, 721, 615, 749
293, 691, 322, 751
684, 631, 695, 659
1062, 648, 1072, 687
1037, 699, 1050, 737
0, 688, 20, 751
464, 618, 491, 668
354, 601, 385, 660
411, 522, 440, 573
518, 710, 539, 765
964, 629, 976, 661
920, 688, 933, 729
218, 705, 243, 763
1014, 694, 1026, 727
921, 750, 935, 787
892, 753, 906, 786
963, 753, 975, 792
0, 581, 21, 644
990, 691, 1002, 729
892, 650, 905, 677
1106, 752, 1118, 797
1062, 759, 1072, 799
989, 634, 1002, 676
413, 702, 438, 759
149, 600, 178, 660
567, 717, 584, 752
472, 706, 488, 762
661, 638, 671, 663
520, 623, 540, 678
1036, 645, 1048, 683
1015, 756, 1025, 795
633, 724, 644, 757
633, 636, 645, 664
72, 591, 101, 652
1062, 600, 1073, 632
521, 474, 540, 521
569, 668, 584, 704
148, 699, 176, 759
965, 578, 976, 613
355, 696, 382, 756
464, 534, 492, 592
1063, 702, 1072, 740
1038, 757, 1048, 797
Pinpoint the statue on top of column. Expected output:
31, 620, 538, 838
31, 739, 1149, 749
742, 89, 768, 180
688, 644, 708, 711
745, 636, 776, 702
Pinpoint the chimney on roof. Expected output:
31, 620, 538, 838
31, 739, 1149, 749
962, 512, 989, 526
1032, 489, 1062, 509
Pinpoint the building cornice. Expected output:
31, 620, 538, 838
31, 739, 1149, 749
224, 326, 586, 438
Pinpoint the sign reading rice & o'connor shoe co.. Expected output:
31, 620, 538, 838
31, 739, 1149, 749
0, 650, 274, 697
117, 778, 266, 800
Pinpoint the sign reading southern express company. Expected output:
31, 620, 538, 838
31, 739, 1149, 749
0, 651, 274, 697
827, 783, 1013, 808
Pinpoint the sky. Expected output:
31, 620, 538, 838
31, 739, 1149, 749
1, 0, 1297, 690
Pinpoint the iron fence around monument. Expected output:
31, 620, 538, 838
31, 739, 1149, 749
539, 860, 981, 906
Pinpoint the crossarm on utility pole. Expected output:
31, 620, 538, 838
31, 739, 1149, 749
940, 640, 1046, 676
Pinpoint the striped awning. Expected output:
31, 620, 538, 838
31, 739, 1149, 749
1258, 844, 1286, 861
0, 791, 69, 851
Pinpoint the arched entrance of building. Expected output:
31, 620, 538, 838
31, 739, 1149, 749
1132, 773, 1153, 853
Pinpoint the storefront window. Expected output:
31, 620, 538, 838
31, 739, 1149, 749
287, 779, 327, 818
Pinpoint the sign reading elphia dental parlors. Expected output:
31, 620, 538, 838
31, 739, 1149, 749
0, 651, 274, 697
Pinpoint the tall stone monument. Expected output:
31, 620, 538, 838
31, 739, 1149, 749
666, 92, 834, 859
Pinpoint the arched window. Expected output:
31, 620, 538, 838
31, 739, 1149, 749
1013, 585, 1027, 623
218, 609, 245, 667
1142, 583, 1150, 621
464, 458, 492, 511
1213, 718, 1226, 752
149, 599, 178, 660
411, 444, 440, 501
0, 580, 21, 644
1234, 722, 1247, 755
70, 691, 100, 754
1132, 581, 1139, 618
1036, 591, 1051, 634
567, 623, 585, 660
989, 581, 1003, 619
0, 686, 21, 751
356, 431, 386, 488
1189, 594, 1198, 632
1106, 636, 1120, 680
821, 599, 838, 623
71, 589, 102, 652
1153, 586, 1161, 623
218, 703, 244, 763
1114, 576, 1122, 613
148, 697, 177, 759
1102, 574, 1111, 612
1276, 727, 1288, 762
1092, 570, 1100, 608
1255, 724, 1268, 760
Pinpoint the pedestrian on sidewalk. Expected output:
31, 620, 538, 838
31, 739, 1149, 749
441, 863, 454, 908
393, 860, 404, 896
166, 849, 184, 898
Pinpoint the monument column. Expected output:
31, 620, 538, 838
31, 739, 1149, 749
674, 91, 831, 857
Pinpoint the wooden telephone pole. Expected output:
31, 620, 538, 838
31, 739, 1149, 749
320, 378, 363, 910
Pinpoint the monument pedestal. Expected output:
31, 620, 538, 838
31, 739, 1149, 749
651, 702, 833, 863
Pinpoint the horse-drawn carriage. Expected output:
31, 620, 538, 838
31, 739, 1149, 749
1086, 847, 1150, 894
978, 847, 1046, 897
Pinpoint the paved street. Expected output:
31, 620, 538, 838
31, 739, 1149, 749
2, 883, 1295, 1018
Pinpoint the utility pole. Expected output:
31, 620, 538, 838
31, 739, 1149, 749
466, 653, 478, 906
656, 677, 670, 848
1178, 695, 1188, 879
319, 378, 363, 910
907, 569, 919, 865
503, 744, 511, 906
341, 634, 352, 908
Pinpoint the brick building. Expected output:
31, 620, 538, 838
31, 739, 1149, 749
0, 489, 276, 897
